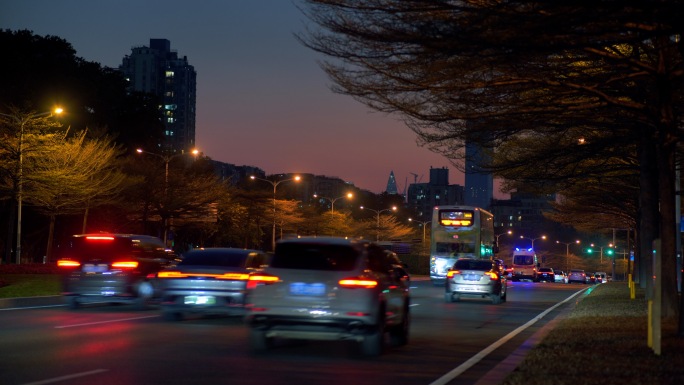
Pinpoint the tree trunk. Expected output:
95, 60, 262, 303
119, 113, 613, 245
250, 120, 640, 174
3, 200, 17, 264
656, 134, 679, 319
45, 214, 56, 262
82, 205, 89, 233
638, 131, 659, 292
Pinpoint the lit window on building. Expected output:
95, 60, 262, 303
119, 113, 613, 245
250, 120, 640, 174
166, 71, 174, 78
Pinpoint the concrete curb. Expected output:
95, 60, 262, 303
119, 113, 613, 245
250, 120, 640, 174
0, 295, 63, 309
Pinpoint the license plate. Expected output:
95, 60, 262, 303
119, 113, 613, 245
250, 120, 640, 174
463, 274, 480, 281
184, 296, 216, 305
83, 264, 108, 273
289, 282, 326, 296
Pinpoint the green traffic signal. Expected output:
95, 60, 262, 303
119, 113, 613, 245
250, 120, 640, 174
606, 248, 614, 255
587, 248, 593, 254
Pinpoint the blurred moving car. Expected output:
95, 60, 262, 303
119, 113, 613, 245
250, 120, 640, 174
444, 258, 507, 304
594, 272, 607, 283
536, 267, 555, 283
245, 237, 410, 357
385, 250, 410, 285
554, 270, 567, 283
57, 234, 177, 309
585, 272, 597, 284
567, 269, 586, 284
156, 248, 270, 321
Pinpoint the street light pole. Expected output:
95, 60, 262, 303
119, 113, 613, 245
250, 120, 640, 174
361, 205, 397, 242
408, 218, 431, 243
557, 240, 580, 271
313, 192, 353, 214
495, 230, 512, 250
0, 107, 63, 264
251, 175, 301, 251
137, 148, 199, 247
520, 235, 546, 250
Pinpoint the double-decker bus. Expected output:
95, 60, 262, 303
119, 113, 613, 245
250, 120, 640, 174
429, 206, 495, 285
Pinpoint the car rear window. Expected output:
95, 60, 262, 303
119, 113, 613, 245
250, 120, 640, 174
453, 259, 492, 271
271, 243, 359, 271
179, 250, 249, 267
68, 237, 135, 261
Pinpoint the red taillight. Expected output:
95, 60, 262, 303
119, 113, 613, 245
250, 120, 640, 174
85, 236, 115, 241
338, 277, 378, 288
111, 261, 138, 269
447, 270, 461, 278
485, 272, 499, 280
57, 259, 80, 268
246, 273, 280, 289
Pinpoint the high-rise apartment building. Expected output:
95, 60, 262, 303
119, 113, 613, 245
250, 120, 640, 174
406, 167, 464, 219
464, 140, 493, 210
120, 39, 196, 152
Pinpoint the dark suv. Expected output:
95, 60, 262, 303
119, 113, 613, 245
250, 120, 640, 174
245, 237, 410, 356
536, 267, 555, 282
57, 234, 177, 309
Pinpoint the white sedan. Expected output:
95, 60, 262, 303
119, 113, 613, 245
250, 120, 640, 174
554, 270, 568, 283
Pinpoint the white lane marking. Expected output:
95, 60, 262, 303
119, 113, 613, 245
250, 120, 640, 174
20, 369, 108, 385
55, 315, 159, 328
429, 288, 588, 385
0, 305, 65, 311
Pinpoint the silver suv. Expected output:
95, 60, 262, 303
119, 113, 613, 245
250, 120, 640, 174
244, 237, 410, 356
445, 258, 507, 304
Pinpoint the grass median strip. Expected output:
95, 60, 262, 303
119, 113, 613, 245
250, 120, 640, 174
0, 274, 61, 298
501, 282, 684, 385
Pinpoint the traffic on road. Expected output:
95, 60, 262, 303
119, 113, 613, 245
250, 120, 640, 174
1, 272, 588, 385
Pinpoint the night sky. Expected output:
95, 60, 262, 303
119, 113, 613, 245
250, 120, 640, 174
1, 0, 489, 194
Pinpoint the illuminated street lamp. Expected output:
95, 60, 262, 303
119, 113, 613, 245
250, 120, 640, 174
313, 192, 353, 214
557, 240, 580, 271
408, 218, 431, 243
251, 174, 301, 251
0, 107, 63, 264
136, 148, 200, 246
520, 235, 546, 250
495, 230, 512, 249
361, 205, 397, 242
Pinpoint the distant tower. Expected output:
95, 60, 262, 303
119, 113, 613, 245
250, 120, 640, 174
386, 171, 399, 194
119, 38, 197, 153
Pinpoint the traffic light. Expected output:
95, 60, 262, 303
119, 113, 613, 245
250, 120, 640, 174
606, 247, 614, 256
586, 248, 593, 254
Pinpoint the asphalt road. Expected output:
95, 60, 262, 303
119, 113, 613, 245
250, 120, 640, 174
0, 279, 587, 385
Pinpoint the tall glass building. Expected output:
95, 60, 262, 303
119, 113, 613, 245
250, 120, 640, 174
464, 141, 493, 210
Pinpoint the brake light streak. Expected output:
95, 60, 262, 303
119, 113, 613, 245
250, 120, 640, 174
57, 259, 80, 268
338, 278, 378, 288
